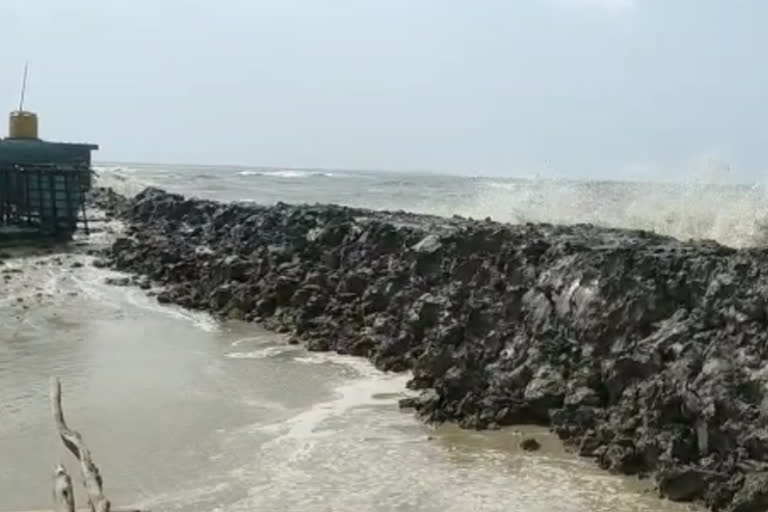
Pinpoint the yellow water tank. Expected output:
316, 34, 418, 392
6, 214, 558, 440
8, 110, 39, 139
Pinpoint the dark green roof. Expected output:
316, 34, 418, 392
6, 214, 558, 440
0, 138, 98, 167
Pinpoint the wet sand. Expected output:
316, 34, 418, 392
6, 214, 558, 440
0, 242, 698, 511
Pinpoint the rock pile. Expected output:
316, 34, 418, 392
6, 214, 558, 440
102, 187, 768, 511
87, 187, 129, 218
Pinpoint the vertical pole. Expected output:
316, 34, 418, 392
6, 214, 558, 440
18, 61, 28, 112
37, 167, 44, 233
80, 168, 90, 235
24, 168, 31, 224
0, 168, 5, 224
2, 169, 6, 224
64, 171, 73, 231
49, 172, 58, 236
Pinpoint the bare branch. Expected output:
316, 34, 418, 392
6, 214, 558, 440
10, 508, 143, 512
52, 465, 75, 512
51, 378, 111, 512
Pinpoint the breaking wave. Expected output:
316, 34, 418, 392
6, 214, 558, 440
237, 169, 335, 179
458, 179, 768, 248
93, 163, 768, 248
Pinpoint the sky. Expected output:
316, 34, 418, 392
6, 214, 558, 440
0, 0, 765, 181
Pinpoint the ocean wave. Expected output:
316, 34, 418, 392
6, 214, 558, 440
484, 180, 523, 191
93, 163, 768, 248
237, 169, 335, 179
226, 346, 304, 360
93, 166, 154, 197
455, 179, 768, 248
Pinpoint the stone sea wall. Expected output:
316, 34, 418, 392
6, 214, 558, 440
95, 187, 768, 511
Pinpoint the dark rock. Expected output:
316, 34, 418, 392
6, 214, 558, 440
520, 438, 541, 451
218, 255, 250, 282
156, 291, 173, 304
523, 365, 566, 419
209, 284, 234, 310
87, 186, 129, 217
342, 271, 371, 296
399, 389, 439, 413
578, 430, 602, 456
564, 386, 602, 408
97, 186, 768, 512
657, 467, 710, 502
727, 472, 768, 512
598, 442, 644, 475
112, 237, 134, 253
92, 259, 109, 268
411, 234, 442, 254
105, 277, 131, 287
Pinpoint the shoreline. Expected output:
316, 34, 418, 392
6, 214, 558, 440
93, 186, 768, 511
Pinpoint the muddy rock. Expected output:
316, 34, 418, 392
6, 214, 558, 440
99, 187, 768, 511
92, 259, 109, 268
657, 466, 712, 502
520, 438, 542, 452
105, 277, 131, 287
728, 472, 768, 512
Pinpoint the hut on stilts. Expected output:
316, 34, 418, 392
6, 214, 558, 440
0, 67, 98, 243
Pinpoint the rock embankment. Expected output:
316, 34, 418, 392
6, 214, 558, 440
101, 187, 768, 511
87, 187, 129, 218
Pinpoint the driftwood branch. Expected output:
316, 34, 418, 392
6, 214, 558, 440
50, 378, 110, 512
11, 509, 144, 512
52, 465, 74, 512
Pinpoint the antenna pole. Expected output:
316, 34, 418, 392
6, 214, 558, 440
18, 62, 28, 112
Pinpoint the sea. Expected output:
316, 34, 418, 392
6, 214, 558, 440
4, 161, 750, 512
97, 163, 768, 248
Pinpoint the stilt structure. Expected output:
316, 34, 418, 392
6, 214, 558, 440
0, 110, 98, 242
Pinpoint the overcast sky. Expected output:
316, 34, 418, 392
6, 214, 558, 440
0, 0, 765, 180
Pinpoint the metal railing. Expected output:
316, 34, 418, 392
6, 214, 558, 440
0, 163, 92, 239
